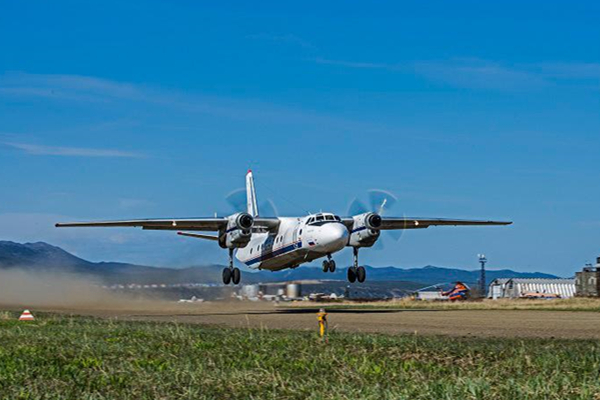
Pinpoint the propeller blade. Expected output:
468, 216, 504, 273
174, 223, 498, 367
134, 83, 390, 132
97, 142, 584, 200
259, 199, 279, 217
348, 198, 369, 216
372, 238, 385, 250
225, 188, 246, 213
385, 230, 403, 241
368, 189, 398, 216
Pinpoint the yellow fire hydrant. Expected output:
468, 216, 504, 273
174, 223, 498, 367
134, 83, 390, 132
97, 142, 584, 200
317, 308, 328, 339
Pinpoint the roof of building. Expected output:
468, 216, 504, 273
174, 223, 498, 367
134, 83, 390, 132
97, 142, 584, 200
508, 278, 574, 284
489, 278, 511, 285
490, 278, 574, 284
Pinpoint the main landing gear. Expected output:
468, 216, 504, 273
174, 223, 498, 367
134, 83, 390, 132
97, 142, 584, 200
347, 248, 366, 283
222, 248, 241, 285
322, 254, 336, 273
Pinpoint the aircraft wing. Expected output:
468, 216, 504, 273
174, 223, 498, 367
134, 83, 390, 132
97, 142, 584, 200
55, 217, 280, 231
379, 218, 512, 230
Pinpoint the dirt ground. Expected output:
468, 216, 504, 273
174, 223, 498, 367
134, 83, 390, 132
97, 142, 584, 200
7, 301, 600, 339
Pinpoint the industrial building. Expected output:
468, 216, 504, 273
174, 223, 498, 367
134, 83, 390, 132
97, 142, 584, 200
575, 258, 600, 297
488, 278, 576, 299
238, 283, 302, 300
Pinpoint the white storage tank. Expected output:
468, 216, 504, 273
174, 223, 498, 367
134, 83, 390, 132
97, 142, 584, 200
286, 283, 301, 298
241, 284, 259, 298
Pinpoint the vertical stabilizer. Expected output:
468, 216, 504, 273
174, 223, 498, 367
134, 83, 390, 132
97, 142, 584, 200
246, 170, 259, 217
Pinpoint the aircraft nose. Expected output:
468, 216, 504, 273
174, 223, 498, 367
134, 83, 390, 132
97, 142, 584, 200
320, 223, 348, 251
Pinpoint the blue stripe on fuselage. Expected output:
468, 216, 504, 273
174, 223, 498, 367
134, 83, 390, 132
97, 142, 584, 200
244, 241, 301, 266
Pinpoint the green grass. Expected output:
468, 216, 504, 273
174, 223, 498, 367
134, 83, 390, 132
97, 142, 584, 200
1, 312, 600, 400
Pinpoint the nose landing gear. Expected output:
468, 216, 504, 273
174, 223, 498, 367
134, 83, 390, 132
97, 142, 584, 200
222, 248, 241, 285
348, 248, 366, 283
322, 254, 336, 273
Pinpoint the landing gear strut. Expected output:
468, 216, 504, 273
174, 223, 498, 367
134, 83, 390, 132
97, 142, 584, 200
322, 254, 336, 273
348, 247, 366, 283
222, 248, 241, 285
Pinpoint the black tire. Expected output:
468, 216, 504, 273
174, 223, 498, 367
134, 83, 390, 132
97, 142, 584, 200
322, 260, 330, 272
222, 268, 232, 285
329, 260, 336, 273
232, 268, 241, 285
347, 267, 356, 283
356, 266, 366, 283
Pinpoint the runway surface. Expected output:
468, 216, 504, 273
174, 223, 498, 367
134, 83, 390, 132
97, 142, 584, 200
15, 301, 600, 339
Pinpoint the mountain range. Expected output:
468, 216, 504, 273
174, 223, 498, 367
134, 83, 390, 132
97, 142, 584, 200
0, 240, 559, 286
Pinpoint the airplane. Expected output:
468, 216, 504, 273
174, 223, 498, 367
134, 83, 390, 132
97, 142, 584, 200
56, 170, 511, 285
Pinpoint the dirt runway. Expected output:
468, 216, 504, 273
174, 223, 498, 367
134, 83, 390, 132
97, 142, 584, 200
13, 301, 600, 339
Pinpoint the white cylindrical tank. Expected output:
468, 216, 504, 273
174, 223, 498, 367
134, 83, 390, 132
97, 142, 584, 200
286, 283, 301, 298
241, 284, 259, 298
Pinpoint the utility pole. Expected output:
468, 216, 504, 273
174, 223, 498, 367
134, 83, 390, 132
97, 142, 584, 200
478, 254, 487, 298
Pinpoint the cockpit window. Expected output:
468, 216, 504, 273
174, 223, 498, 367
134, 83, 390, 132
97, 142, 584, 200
308, 214, 342, 226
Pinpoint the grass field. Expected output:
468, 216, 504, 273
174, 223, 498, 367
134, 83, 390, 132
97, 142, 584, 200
1, 312, 600, 399
288, 297, 600, 312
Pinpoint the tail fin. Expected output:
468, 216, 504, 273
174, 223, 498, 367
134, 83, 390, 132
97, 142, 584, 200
246, 170, 259, 217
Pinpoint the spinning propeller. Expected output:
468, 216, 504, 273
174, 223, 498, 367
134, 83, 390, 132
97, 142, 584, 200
225, 188, 279, 217
347, 189, 404, 246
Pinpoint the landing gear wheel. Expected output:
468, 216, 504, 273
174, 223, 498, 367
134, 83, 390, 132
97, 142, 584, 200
356, 266, 366, 283
231, 268, 241, 285
347, 267, 357, 283
222, 268, 232, 285
322, 260, 330, 272
329, 260, 336, 273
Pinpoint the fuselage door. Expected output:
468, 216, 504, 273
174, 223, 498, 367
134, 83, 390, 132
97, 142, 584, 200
294, 221, 302, 248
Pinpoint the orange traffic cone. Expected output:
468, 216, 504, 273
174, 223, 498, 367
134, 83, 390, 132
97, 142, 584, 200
19, 310, 35, 321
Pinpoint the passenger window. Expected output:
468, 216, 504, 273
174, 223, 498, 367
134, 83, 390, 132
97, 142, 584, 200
299, 229, 302, 235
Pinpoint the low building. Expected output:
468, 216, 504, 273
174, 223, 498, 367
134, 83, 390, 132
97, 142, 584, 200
575, 258, 600, 297
488, 278, 511, 300
487, 278, 575, 299
415, 291, 445, 301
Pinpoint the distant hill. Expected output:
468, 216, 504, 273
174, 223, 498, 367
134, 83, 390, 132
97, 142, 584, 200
0, 240, 559, 285
256, 265, 559, 286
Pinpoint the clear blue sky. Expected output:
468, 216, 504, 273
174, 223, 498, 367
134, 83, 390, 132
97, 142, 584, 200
1, 1, 599, 276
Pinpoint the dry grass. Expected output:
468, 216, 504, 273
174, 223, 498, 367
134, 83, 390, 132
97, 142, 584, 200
288, 297, 600, 311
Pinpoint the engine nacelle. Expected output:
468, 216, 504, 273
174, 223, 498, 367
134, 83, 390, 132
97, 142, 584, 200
347, 212, 382, 247
218, 212, 254, 249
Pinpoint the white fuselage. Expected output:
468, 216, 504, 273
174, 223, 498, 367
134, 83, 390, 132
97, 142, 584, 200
236, 215, 348, 271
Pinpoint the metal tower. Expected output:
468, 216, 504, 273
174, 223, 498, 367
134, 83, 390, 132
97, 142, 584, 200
478, 254, 487, 298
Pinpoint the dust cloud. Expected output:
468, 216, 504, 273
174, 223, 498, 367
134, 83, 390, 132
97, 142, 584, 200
0, 268, 137, 309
